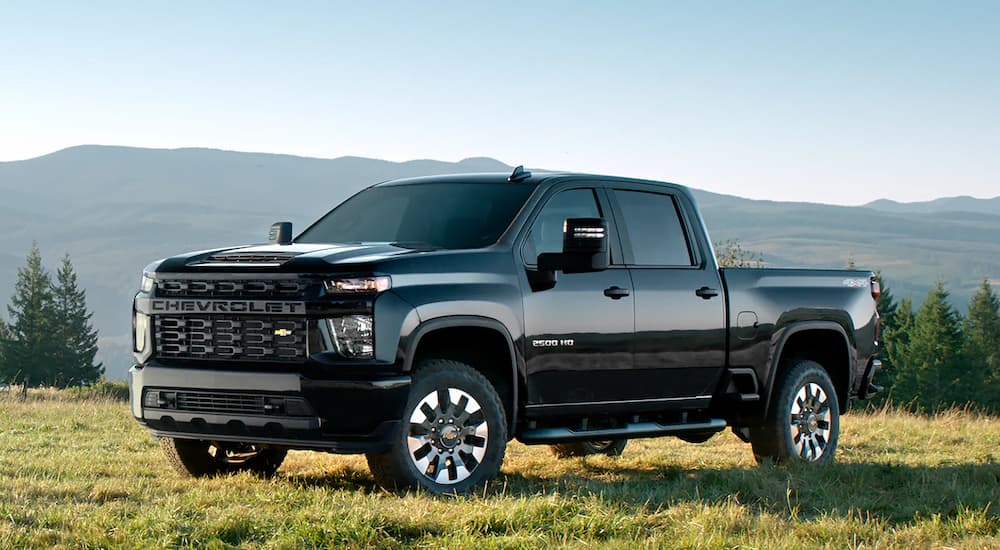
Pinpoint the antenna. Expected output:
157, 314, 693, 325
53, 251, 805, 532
508, 165, 532, 182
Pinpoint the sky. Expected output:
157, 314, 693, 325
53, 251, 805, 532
1, 1, 998, 205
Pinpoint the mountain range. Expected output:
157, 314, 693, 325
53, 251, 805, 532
1, 145, 997, 380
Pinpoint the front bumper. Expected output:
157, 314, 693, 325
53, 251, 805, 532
129, 363, 410, 453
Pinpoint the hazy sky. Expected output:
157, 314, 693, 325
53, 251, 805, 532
2, 1, 998, 205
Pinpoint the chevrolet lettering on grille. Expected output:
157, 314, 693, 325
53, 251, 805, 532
150, 299, 305, 315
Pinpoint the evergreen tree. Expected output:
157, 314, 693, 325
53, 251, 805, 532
51, 254, 103, 386
870, 273, 900, 404
874, 272, 898, 334
5, 243, 57, 386
893, 282, 966, 410
963, 279, 1000, 409
881, 295, 914, 402
0, 317, 9, 382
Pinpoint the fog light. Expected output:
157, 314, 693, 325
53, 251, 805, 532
326, 315, 374, 359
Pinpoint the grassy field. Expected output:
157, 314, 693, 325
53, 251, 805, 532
1, 392, 998, 549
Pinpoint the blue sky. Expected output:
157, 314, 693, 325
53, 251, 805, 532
2, 1, 998, 204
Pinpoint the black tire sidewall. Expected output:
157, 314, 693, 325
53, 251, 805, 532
391, 360, 508, 493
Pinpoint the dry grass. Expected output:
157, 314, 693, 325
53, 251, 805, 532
1, 394, 998, 549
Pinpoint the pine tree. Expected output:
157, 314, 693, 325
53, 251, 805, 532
893, 282, 966, 410
870, 273, 900, 405
881, 295, 914, 402
5, 243, 57, 387
50, 254, 103, 386
0, 317, 9, 382
963, 279, 1000, 409
874, 272, 898, 334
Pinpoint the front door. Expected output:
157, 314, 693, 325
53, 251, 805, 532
520, 187, 635, 408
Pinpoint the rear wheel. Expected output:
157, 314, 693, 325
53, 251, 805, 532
159, 438, 287, 477
366, 359, 507, 493
550, 439, 628, 458
750, 359, 840, 464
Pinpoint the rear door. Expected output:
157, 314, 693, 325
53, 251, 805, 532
608, 186, 727, 405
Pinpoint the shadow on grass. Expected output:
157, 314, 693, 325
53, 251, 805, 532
283, 459, 1000, 523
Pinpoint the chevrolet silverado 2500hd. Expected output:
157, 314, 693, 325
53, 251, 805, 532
130, 167, 881, 493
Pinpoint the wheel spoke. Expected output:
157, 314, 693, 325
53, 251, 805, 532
437, 389, 451, 415
455, 394, 470, 416
412, 441, 433, 461
458, 450, 479, 471
410, 422, 431, 436
464, 434, 486, 448
419, 402, 436, 422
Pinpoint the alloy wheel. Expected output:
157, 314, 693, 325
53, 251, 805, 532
788, 382, 832, 461
407, 387, 489, 485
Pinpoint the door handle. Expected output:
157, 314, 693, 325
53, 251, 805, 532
603, 286, 630, 299
696, 286, 720, 299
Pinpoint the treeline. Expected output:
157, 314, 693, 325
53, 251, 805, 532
0, 243, 102, 388
876, 276, 1000, 412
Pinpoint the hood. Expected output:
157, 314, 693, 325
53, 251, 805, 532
154, 242, 423, 273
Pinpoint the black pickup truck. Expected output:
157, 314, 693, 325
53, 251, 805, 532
130, 167, 881, 493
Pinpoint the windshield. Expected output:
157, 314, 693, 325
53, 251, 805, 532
296, 182, 536, 249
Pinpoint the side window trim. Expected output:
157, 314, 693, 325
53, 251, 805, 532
607, 186, 703, 269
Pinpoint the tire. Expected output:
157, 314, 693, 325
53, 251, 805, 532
159, 437, 287, 477
366, 359, 508, 494
550, 439, 628, 458
750, 359, 840, 465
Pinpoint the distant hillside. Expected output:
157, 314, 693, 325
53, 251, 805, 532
1, 145, 997, 380
864, 196, 1000, 215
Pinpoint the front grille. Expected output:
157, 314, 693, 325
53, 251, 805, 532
176, 392, 268, 415
154, 315, 307, 362
156, 278, 310, 300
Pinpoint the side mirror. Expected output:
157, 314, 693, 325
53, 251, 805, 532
538, 218, 610, 274
269, 222, 293, 245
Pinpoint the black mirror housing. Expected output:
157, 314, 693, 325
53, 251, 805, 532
537, 218, 609, 274
269, 222, 293, 245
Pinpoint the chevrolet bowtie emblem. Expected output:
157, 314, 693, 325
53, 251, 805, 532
274, 329, 293, 337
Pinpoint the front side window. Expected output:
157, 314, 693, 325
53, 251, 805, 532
522, 188, 601, 264
297, 182, 536, 250
613, 190, 694, 266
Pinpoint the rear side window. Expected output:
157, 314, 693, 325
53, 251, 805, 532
522, 188, 601, 264
613, 190, 694, 266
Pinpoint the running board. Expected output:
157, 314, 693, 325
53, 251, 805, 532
517, 418, 727, 444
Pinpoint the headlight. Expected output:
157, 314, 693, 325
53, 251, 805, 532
140, 272, 155, 293
325, 276, 391, 293
326, 315, 374, 359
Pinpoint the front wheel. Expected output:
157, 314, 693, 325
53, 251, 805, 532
366, 359, 508, 494
749, 359, 840, 464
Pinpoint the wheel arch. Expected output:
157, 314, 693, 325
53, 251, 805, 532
764, 321, 854, 416
403, 316, 521, 431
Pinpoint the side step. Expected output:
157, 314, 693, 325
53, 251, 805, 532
518, 418, 727, 444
